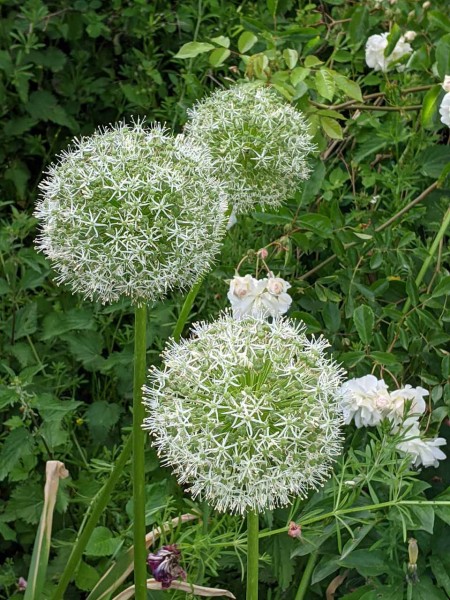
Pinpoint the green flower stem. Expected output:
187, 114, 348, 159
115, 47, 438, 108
172, 276, 204, 342
133, 304, 148, 600
246, 511, 260, 600
51, 434, 133, 600
402, 206, 450, 314
294, 551, 318, 600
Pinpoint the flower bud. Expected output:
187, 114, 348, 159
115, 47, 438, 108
404, 31, 417, 42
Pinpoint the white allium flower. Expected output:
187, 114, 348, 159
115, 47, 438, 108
184, 84, 315, 214
386, 385, 428, 425
340, 375, 390, 428
365, 33, 412, 72
35, 121, 228, 305
439, 93, 450, 128
396, 420, 447, 468
442, 75, 450, 93
143, 315, 345, 514
227, 274, 292, 320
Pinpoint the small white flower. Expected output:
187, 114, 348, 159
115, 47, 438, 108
396, 420, 447, 468
227, 274, 292, 320
386, 385, 428, 424
340, 375, 390, 427
365, 33, 412, 72
439, 92, 450, 127
442, 75, 450, 93
404, 31, 417, 42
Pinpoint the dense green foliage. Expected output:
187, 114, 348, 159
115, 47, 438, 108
1, 0, 449, 598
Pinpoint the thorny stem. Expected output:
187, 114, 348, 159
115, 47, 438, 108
133, 305, 148, 600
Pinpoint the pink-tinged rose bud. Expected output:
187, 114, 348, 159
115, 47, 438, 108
442, 75, 450, 93
258, 248, 269, 260
288, 521, 302, 538
17, 578, 27, 591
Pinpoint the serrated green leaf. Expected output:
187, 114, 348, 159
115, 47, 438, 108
298, 213, 333, 237
333, 73, 363, 101
353, 305, 374, 345
421, 86, 443, 129
384, 23, 401, 57
210, 36, 230, 48
85, 527, 122, 557
283, 48, 298, 69
209, 47, 231, 67
348, 6, 369, 46
290, 66, 310, 86
435, 34, 450, 78
320, 116, 343, 139
238, 31, 258, 54
315, 69, 335, 100
75, 561, 100, 592
304, 55, 323, 68
432, 276, 450, 298
0, 428, 34, 481
173, 42, 215, 59
370, 351, 399, 366
85, 401, 122, 442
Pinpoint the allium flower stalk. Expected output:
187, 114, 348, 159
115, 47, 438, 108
35, 121, 228, 305
143, 314, 344, 514
184, 84, 315, 214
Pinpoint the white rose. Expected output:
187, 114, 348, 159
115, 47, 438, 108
439, 92, 450, 128
266, 276, 291, 296
387, 385, 428, 424
365, 32, 412, 72
340, 375, 390, 428
396, 420, 447, 468
442, 75, 450, 93
227, 275, 267, 319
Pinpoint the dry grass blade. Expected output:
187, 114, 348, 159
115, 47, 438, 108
111, 578, 236, 599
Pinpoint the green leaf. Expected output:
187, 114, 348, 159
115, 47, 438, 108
320, 116, 343, 139
421, 86, 443, 129
85, 527, 122, 557
432, 276, 450, 298
348, 6, 369, 46
370, 351, 399, 366
435, 34, 450, 79
75, 561, 100, 592
430, 556, 450, 596
209, 47, 231, 66
267, 0, 278, 17
298, 213, 333, 237
238, 31, 258, 54
41, 308, 95, 340
384, 23, 401, 58
333, 73, 363, 101
338, 549, 388, 577
315, 69, 335, 101
290, 66, 310, 86
210, 35, 230, 48
304, 55, 323, 68
61, 330, 105, 371
428, 10, 450, 33
312, 554, 340, 584
283, 48, 298, 69
291, 311, 322, 333
412, 577, 449, 600
85, 401, 122, 442
353, 305, 374, 345
173, 42, 215, 59
409, 504, 434, 533
0, 428, 34, 481
251, 212, 292, 225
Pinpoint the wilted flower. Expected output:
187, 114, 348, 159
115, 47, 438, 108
35, 121, 227, 305
386, 384, 428, 424
340, 375, 391, 428
143, 315, 344, 514
147, 545, 186, 589
17, 577, 27, 591
442, 75, 450, 93
395, 419, 446, 468
365, 33, 412, 72
288, 521, 302, 539
184, 84, 315, 214
227, 274, 292, 320
439, 93, 450, 128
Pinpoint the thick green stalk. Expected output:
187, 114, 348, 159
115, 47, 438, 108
294, 552, 318, 600
172, 277, 204, 342
133, 305, 148, 599
246, 511, 260, 600
402, 206, 450, 314
51, 435, 133, 600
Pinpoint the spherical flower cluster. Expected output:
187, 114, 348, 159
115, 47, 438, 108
35, 121, 228, 305
341, 375, 446, 468
143, 315, 345, 514
439, 92, 450, 128
184, 84, 315, 214
227, 274, 292, 320
365, 33, 412, 72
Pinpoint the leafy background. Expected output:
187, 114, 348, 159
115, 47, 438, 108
0, 0, 449, 598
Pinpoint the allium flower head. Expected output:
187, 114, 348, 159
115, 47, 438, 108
143, 314, 344, 514
35, 121, 228, 304
227, 274, 292, 319
365, 33, 412, 72
184, 84, 315, 214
